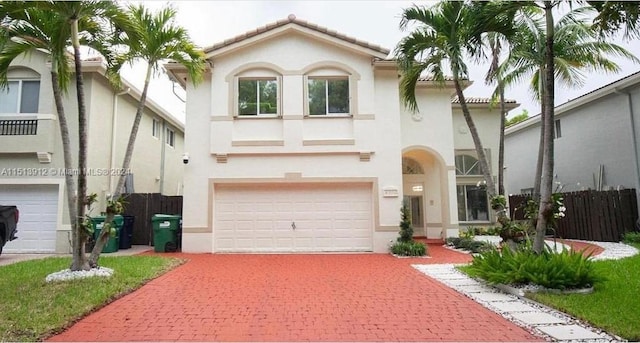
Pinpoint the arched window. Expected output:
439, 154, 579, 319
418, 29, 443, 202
303, 63, 358, 117
402, 157, 424, 174
229, 64, 283, 117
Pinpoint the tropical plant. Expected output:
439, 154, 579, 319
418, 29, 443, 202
390, 241, 427, 256
484, 31, 509, 196
446, 237, 493, 254
494, 4, 638, 253
0, 1, 129, 270
396, 1, 502, 198
505, 110, 529, 127
88, 4, 205, 266
0, 5, 77, 265
623, 231, 640, 244
468, 243, 604, 290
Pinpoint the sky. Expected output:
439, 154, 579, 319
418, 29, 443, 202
119, 1, 640, 123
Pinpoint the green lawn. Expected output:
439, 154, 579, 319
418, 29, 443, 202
527, 244, 640, 341
0, 255, 182, 342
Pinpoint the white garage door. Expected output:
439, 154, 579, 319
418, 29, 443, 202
214, 183, 373, 252
0, 184, 58, 253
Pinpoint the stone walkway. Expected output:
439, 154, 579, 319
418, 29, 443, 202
414, 239, 638, 342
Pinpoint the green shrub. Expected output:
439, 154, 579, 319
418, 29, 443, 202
398, 204, 413, 243
445, 237, 492, 253
467, 244, 605, 290
391, 241, 427, 256
623, 231, 640, 244
446, 237, 462, 247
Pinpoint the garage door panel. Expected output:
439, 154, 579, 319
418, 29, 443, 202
214, 183, 373, 252
0, 184, 58, 253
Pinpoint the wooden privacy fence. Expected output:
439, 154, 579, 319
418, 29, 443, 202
122, 193, 183, 245
509, 189, 638, 242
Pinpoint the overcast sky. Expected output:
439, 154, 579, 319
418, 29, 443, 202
120, 1, 640, 123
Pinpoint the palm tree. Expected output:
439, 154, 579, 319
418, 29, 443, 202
484, 32, 508, 196
496, 4, 638, 251
590, 1, 640, 40
88, 4, 205, 266
396, 1, 498, 198
1, 4, 82, 270
1, 1, 130, 270
33, 1, 131, 270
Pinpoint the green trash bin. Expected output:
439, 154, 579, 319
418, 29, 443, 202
91, 215, 123, 253
151, 214, 180, 252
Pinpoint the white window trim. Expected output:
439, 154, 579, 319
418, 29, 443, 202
235, 76, 281, 118
0, 79, 39, 114
304, 75, 353, 118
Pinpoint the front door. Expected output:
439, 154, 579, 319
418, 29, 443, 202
406, 196, 424, 237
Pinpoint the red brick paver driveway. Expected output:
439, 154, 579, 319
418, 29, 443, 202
49, 245, 541, 342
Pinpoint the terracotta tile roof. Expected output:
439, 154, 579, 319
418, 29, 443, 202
452, 96, 517, 104
418, 75, 456, 82
203, 14, 390, 56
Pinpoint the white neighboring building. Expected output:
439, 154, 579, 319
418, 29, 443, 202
167, 15, 517, 253
0, 52, 185, 253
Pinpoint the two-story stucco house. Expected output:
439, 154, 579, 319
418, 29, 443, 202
166, 15, 517, 253
0, 51, 185, 253
505, 71, 640, 203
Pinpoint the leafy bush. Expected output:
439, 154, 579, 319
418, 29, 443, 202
467, 244, 604, 290
391, 241, 427, 256
623, 231, 640, 244
446, 237, 492, 253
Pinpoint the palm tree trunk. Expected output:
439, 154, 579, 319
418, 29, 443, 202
89, 66, 152, 266
533, 1, 556, 254
70, 18, 90, 271
533, 99, 546, 199
498, 82, 506, 196
453, 78, 496, 198
51, 69, 80, 263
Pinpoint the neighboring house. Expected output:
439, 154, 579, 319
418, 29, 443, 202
166, 15, 517, 253
505, 71, 640, 200
0, 51, 185, 253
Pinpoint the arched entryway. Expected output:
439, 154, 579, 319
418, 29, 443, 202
402, 148, 452, 239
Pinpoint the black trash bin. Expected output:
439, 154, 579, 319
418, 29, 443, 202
120, 215, 135, 249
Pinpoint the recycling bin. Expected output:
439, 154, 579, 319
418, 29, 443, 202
119, 215, 135, 249
152, 214, 181, 252
91, 215, 123, 253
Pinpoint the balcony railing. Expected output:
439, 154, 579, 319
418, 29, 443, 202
0, 119, 38, 135
0, 114, 55, 154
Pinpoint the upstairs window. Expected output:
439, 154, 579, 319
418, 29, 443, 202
307, 77, 349, 115
238, 78, 278, 116
554, 119, 562, 139
165, 128, 175, 147
0, 80, 40, 113
455, 154, 482, 176
152, 119, 160, 138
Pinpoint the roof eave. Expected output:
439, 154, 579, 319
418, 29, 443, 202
205, 23, 390, 60
80, 62, 185, 132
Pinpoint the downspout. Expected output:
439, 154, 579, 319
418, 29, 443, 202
616, 88, 640, 213
108, 87, 130, 196
160, 120, 166, 194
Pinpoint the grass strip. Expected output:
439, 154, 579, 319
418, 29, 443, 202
527, 244, 640, 341
0, 255, 182, 342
